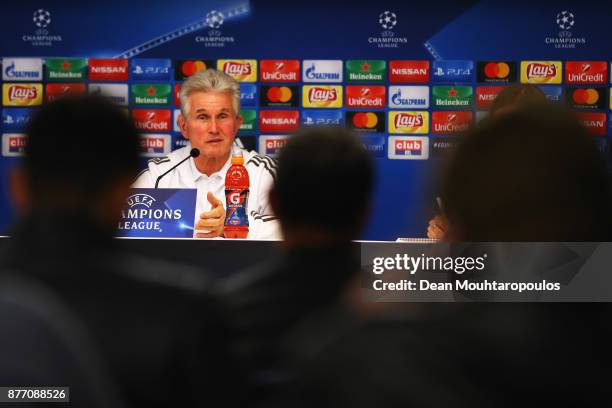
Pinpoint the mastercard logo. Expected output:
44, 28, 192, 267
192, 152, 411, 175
266, 86, 293, 103
572, 88, 599, 105
181, 60, 207, 77
484, 62, 510, 79
352, 112, 378, 128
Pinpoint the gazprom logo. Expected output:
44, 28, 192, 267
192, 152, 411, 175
389, 86, 429, 108
127, 193, 156, 208
2, 58, 42, 81
303, 60, 343, 83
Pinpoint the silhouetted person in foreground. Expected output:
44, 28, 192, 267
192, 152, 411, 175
441, 104, 612, 241
215, 127, 374, 404
428, 83, 548, 239
0, 96, 227, 407
270, 107, 612, 408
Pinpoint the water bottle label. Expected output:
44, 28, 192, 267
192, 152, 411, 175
224, 188, 250, 227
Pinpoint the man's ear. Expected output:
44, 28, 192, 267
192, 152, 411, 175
178, 113, 190, 140
9, 166, 30, 213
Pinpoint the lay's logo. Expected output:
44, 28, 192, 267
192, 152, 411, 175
302, 85, 342, 108
388, 111, 429, 134
218, 60, 257, 82
3, 84, 43, 106
520, 61, 562, 84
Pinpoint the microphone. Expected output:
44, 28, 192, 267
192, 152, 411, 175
155, 148, 200, 188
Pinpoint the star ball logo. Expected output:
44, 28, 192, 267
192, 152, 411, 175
33, 9, 51, 28
368, 10, 407, 48
196, 9, 235, 47
545, 10, 586, 49
556, 10, 574, 30
206, 10, 224, 28
23, 8, 62, 46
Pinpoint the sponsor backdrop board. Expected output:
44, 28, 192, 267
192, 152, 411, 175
1, 1, 610, 240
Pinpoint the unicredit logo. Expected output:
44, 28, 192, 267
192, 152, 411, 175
223, 62, 252, 76
9, 86, 37, 100
133, 110, 170, 131
394, 113, 423, 128
527, 63, 556, 78
308, 87, 337, 102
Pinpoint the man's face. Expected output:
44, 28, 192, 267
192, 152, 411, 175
179, 91, 242, 162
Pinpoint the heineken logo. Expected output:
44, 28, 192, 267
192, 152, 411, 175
346, 60, 386, 82
45, 58, 86, 81
131, 84, 171, 106
432, 86, 473, 108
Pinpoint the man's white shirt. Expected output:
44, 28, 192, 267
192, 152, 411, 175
132, 143, 281, 240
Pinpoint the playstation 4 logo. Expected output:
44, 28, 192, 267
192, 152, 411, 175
431, 60, 473, 82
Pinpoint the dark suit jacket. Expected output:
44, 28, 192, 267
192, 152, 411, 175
214, 244, 360, 404
0, 211, 230, 408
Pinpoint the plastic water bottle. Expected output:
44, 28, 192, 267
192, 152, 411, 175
224, 153, 250, 238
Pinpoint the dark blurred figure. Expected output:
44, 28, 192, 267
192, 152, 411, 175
215, 128, 374, 404
0, 96, 228, 407
488, 83, 548, 116
428, 83, 548, 239
441, 105, 612, 241
268, 107, 612, 408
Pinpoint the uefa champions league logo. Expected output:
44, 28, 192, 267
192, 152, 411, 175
24, 8, 62, 46
368, 10, 406, 47
205, 10, 225, 29
544, 10, 585, 48
33, 9, 51, 28
556, 10, 574, 30
379, 11, 397, 30
197, 9, 235, 47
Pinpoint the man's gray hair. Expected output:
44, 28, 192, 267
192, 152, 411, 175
179, 69, 241, 117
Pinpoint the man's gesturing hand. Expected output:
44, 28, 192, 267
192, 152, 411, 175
195, 192, 226, 238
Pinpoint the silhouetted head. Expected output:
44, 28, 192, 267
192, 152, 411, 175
11, 95, 140, 226
489, 84, 548, 117
272, 127, 374, 244
441, 105, 612, 241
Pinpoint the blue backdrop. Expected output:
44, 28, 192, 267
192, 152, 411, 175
1, 0, 609, 240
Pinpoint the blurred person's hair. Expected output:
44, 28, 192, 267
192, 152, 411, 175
179, 69, 241, 116
440, 105, 612, 241
23, 95, 140, 203
273, 127, 374, 237
489, 84, 547, 116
